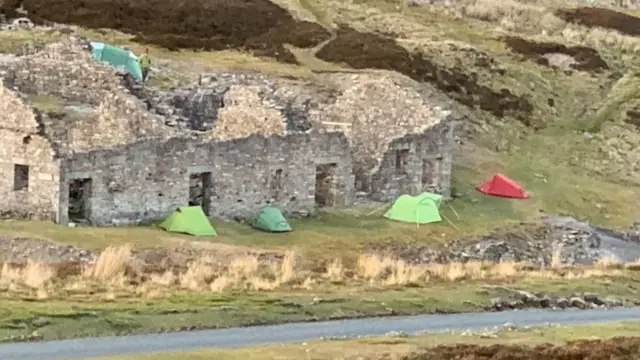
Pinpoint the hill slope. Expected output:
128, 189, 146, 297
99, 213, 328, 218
1, 0, 639, 231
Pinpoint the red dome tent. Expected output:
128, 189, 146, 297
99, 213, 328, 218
476, 173, 528, 199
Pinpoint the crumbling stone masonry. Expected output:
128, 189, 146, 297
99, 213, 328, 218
0, 82, 60, 220
1, 118, 454, 225
0, 38, 456, 226
1, 76, 455, 225
366, 120, 454, 201
57, 132, 356, 225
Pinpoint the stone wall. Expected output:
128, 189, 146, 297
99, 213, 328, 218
58, 132, 354, 225
0, 81, 60, 220
1, 38, 175, 154
311, 73, 453, 199
366, 120, 455, 201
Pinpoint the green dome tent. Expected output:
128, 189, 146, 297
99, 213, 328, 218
159, 206, 217, 236
90, 42, 143, 81
383, 192, 443, 224
250, 206, 292, 232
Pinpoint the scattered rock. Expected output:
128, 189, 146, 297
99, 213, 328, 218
603, 297, 624, 307
490, 291, 625, 312
491, 297, 509, 311
30, 317, 50, 328
570, 297, 588, 309
583, 292, 604, 305
515, 290, 540, 306
0, 331, 43, 343
385, 331, 408, 337
502, 36, 608, 73
556, 297, 570, 309
365, 217, 635, 266
310, 297, 348, 305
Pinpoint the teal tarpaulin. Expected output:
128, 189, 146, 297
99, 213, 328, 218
90, 42, 143, 81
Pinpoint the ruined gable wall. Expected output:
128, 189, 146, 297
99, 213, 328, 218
0, 82, 60, 219
208, 85, 285, 140
60, 132, 354, 225
312, 73, 454, 200
367, 120, 455, 201
2, 38, 175, 154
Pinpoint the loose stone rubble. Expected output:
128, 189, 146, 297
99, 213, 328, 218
366, 220, 631, 266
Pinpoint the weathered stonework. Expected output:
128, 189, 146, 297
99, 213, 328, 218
59, 132, 355, 225
0, 38, 175, 154
0, 80, 60, 220
367, 121, 454, 201
0, 36, 456, 226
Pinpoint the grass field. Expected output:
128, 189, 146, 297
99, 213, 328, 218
84, 320, 640, 360
1, 242, 639, 341
1, 1, 639, 258
3, 0, 640, 349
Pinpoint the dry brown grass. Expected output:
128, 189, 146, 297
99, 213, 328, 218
0, 244, 637, 299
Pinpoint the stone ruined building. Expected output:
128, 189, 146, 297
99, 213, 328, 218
0, 37, 455, 226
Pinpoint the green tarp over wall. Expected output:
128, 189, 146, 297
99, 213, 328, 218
383, 192, 443, 224
90, 42, 143, 81
250, 206, 292, 232
159, 206, 217, 236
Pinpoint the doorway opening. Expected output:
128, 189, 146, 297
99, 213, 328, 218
422, 158, 441, 190
189, 172, 212, 215
315, 163, 337, 207
68, 178, 92, 223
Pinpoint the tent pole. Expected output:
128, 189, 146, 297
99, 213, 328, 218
448, 202, 460, 220
366, 203, 389, 216
442, 214, 459, 231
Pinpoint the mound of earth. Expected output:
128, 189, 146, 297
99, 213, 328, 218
316, 27, 534, 125
0, 0, 331, 63
406, 337, 640, 360
555, 7, 640, 36
503, 36, 608, 72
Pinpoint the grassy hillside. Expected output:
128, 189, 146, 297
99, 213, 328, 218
1, 0, 639, 236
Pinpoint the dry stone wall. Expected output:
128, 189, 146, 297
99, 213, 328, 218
60, 132, 355, 225
0, 80, 60, 220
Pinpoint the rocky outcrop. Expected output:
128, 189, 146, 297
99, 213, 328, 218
366, 216, 639, 266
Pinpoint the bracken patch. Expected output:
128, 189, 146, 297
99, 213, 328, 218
503, 36, 609, 73
404, 337, 640, 360
316, 27, 535, 125
555, 7, 640, 36
0, 0, 331, 64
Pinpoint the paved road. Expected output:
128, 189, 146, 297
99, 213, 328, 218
2, 307, 640, 360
